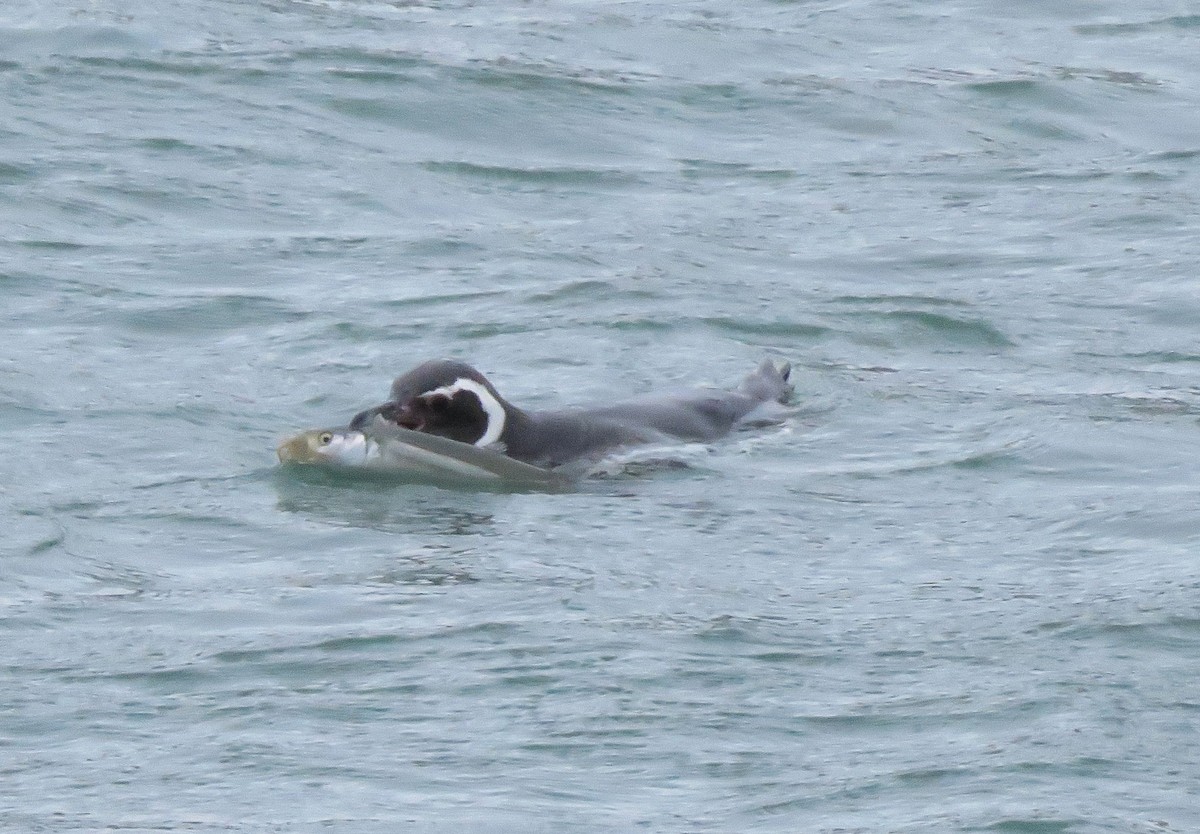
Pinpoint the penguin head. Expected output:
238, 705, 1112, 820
350, 359, 511, 448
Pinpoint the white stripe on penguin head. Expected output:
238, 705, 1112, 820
424, 377, 506, 447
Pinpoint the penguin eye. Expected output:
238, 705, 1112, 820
318, 432, 333, 445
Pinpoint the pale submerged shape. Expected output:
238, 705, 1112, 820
276, 421, 565, 489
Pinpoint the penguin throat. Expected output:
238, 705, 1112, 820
397, 412, 425, 432
424, 377, 506, 447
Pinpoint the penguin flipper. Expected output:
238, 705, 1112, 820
738, 360, 793, 404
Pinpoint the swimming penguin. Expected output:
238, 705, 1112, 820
348, 359, 793, 469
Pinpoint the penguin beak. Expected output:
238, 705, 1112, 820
349, 401, 425, 432
348, 404, 384, 431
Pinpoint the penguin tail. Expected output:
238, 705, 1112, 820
738, 360, 793, 404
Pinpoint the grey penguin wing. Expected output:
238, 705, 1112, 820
737, 360, 793, 404
578, 362, 792, 443
582, 394, 751, 442
506, 411, 658, 468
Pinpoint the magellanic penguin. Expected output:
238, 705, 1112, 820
349, 359, 793, 470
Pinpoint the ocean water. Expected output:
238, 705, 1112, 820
4, 1, 1200, 831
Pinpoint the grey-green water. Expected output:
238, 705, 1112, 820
4, 1, 1200, 831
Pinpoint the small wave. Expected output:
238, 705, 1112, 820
702, 316, 831, 341
579, 443, 713, 481
0, 23, 160, 63
529, 279, 643, 303
1074, 15, 1200, 36
678, 159, 797, 181
422, 160, 643, 189
115, 294, 304, 335
843, 308, 1013, 349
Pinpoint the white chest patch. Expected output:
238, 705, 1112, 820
425, 377, 507, 448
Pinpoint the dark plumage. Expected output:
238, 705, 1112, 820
350, 359, 792, 469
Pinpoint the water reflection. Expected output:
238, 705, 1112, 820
271, 467, 500, 536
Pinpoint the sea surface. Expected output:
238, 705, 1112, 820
3, 1, 1200, 831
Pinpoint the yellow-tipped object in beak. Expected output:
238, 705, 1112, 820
276, 429, 373, 465
275, 419, 567, 489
